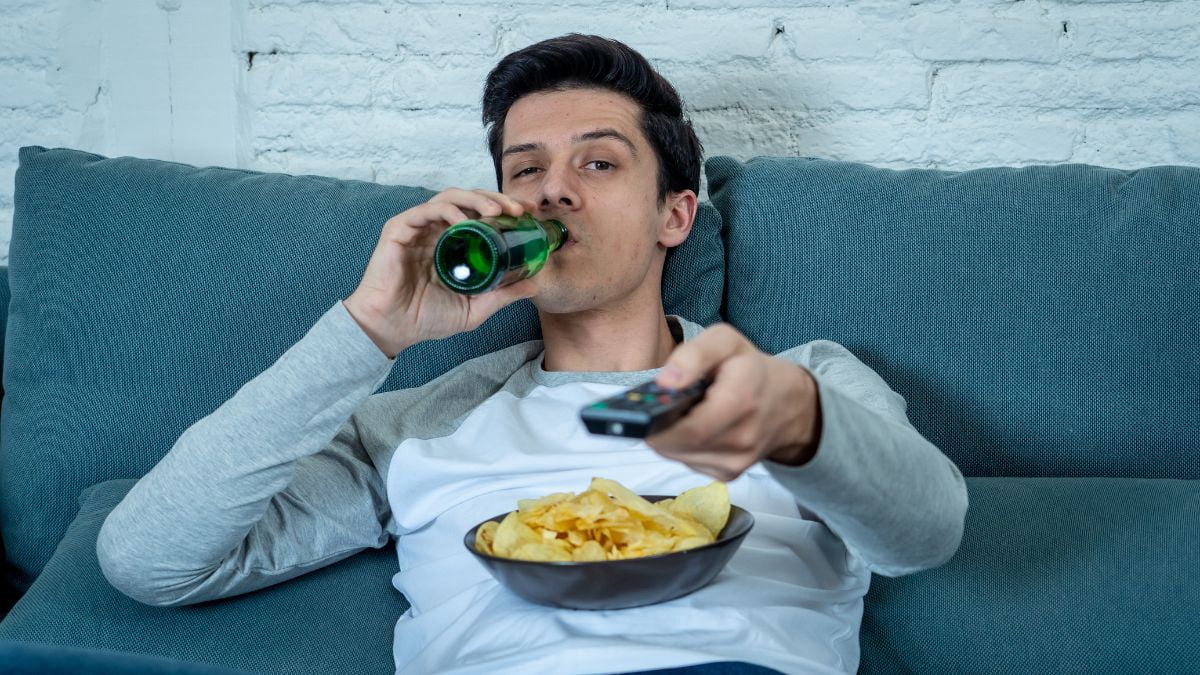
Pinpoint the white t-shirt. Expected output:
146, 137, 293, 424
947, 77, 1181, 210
386, 376, 870, 675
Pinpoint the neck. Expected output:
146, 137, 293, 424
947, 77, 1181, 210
539, 296, 678, 373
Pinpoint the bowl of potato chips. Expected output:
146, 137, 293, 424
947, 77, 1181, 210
464, 477, 754, 610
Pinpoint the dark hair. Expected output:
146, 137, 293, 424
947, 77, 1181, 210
482, 34, 703, 205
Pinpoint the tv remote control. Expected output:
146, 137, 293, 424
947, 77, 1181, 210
580, 377, 712, 439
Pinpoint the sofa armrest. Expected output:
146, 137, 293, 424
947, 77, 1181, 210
0, 479, 408, 675
860, 476, 1199, 673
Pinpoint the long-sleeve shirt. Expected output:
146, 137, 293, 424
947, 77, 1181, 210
97, 301, 968, 674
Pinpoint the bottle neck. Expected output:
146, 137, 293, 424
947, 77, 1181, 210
546, 218, 568, 252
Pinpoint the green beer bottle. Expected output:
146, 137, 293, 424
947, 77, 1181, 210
433, 213, 569, 295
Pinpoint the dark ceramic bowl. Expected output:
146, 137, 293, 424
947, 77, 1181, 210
463, 495, 754, 610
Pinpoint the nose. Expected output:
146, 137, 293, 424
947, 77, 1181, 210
537, 163, 582, 214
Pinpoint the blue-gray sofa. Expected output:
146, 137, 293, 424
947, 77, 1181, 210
1, 146, 1197, 673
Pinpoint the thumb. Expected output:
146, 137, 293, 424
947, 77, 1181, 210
656, 361, 690, 390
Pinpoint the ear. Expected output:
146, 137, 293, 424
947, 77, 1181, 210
658, 189, 698, 249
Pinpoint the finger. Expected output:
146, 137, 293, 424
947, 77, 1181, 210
646, 396, 735, 451
393, 203, 469, 245
435, 203, 471, 229
657, 323, 756, 389
436, 188, 504, 219
655, 413, 761, 468
681, 387, 749, 443
473, 190, 527, 217
646, 412, 733, 456
646, 361, 751, 451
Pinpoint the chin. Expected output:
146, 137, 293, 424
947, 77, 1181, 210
529, 288, 598, 315
530, 296, 579, 314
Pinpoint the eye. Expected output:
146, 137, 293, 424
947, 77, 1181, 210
587, 160, 614, 171
513, 166, 541, 179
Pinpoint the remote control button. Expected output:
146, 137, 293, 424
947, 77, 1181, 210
657, 394, 672, 404
626, 393, 640, 401
591, 402, 609, 409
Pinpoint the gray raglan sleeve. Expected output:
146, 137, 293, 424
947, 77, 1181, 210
764, 340, 969, 577
96, 300, 399, 607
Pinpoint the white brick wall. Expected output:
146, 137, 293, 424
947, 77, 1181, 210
3, 0, 1199, 264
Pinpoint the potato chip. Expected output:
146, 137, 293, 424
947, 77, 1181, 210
492, 510, 540, 557
571, 540, 606, 562
511, 542, 571, 562
671, 536, 712, 552
590, 477, 708, 539
474, 477, 732, 563
668, 481, 730, 536
475, 520, 499, 554
517, 492, 573, 515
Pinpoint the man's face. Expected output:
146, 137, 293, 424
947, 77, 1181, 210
498, 87, 690, 314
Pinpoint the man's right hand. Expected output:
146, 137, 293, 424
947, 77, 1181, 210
343, 188, 538, 359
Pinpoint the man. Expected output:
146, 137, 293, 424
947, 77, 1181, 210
97, 34, 968, 674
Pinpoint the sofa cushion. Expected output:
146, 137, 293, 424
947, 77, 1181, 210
707, 155, 1200, 479
0, 479, 405, 675
860, 476, 1200, 673
0, 640, 256, 675
0, 267, 9, 618
1, 146, 724, 586
1, 265, 9, 402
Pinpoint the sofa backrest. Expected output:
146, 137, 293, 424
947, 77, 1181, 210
6, 145, 1194, 590
0, 146, 725, 587
1, 268, 8, 406
1, 267, 9, 611
708, 156, 1200, 479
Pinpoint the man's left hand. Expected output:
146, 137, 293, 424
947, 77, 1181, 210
646, 324, 823, 481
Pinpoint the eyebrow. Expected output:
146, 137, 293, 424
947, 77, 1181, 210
501, 128, 640, 160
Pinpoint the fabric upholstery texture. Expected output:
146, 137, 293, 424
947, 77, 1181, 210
0, 639, 257, 675
1, 267, 10, 618
1, 266, 8, 401
0, 480, 406, 675
706, 155, 1200, 479
0, 146, 724, 587
860, 476, 1200, 673
3, 148, 1195, 673
8, 476, 1197, 674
